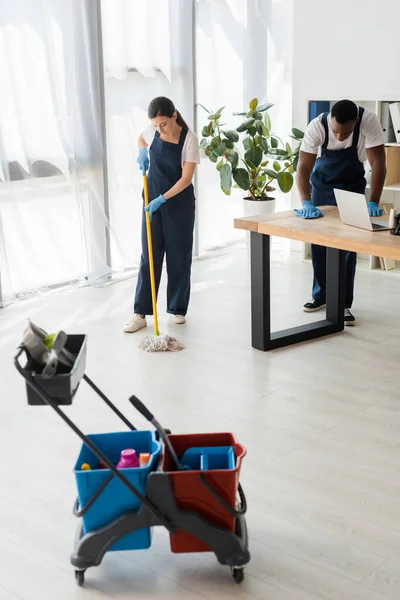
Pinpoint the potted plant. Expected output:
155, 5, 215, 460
199, 98, 304, 216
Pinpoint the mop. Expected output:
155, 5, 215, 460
138, 173, 184, 352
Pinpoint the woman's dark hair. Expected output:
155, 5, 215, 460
147, 96, 188, 129
331, 100, 358, 124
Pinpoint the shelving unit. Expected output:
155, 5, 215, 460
303, 99, 400, 271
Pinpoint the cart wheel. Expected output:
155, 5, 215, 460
232, 567, 244, 584
75, 570, 85, 586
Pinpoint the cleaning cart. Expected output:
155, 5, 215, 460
14, 325, 250, 587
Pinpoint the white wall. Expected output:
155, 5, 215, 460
291, 0, 400, 239
292, 0, 400, 133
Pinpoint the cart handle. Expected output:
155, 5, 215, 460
198, 475, 247, 517
14, 347, 176, 535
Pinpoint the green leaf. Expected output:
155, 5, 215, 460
264, 111, 271, 131
208, 122, 214, 136
249, 98, 258, 111
208, 113, 221, 120
233, 168, 250, 191
205, 148, 212, 156
200, 138, 208, 148
242, 136, 252, 151
254, 120, 264, 134
271, 149, 289, 157
261, 160, 268, 166
262, 124, 270, 137
277, 171, 294, 193
247, 126, 257, 137
214, 143, 226, 157
288, 166, 295, 173
264, 169, 278, 179
227, 150, 239, 170
273, 161, 281, 172
292, 127, 304, 139
232, 111, 247, 116
260, 137, 269, 153
224, 139, 234, 149
264, 185, 276, 192
220, 163, 232, 195
244, 146, 262, 168
286, 143, 292, 154
236, 118, 255, 132
201, 126, 209, 137
293, 154, 299, 171
223, 130, 239, 142
216, 159, 224, 171
245, 159, 257, 171
209, 153, 218, 163
270, 137, 278, 148
197, 103, 211, 114
257, 103, 274, 112
216, 105, 225, 115
253, 112, 263, 120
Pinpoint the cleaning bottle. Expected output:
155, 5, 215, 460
139, 452, 151, 467
116, 449, 140, 469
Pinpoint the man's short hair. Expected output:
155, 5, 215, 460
331, 100, 358, 124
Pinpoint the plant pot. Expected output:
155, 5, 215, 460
242, 196, 276, 217
242, 197, 276, 254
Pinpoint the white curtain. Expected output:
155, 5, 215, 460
195, 0, 293, 253
0, 0, 294, 305
0, 0, 111, 306
101, 0, 194, 271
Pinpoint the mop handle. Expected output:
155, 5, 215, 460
143, 173, 160, 337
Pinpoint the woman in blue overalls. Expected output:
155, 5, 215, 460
124, 97, 199, 333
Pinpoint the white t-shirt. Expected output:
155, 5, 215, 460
141, 125, 200, 167
301, 109, 385, 163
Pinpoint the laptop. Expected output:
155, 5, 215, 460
334, 189, 390, 231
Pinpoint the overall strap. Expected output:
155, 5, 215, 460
351, 106, 364, 148
178, 127, 188, 147
321, 113, 329, 149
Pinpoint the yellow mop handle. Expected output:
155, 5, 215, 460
143, 174, 160, 336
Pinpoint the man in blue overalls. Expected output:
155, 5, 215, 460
295, 99, 386, 325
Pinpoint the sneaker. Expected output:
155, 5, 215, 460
172, 315, 186, 325
124, 315, 147, 333
303, 299, 326, 313
344, 308, 355, 326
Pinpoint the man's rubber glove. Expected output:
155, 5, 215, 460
368, 201, 383, 217
137, 148, 149, 175
294, 200, 323, 219
145, 194, 166, 220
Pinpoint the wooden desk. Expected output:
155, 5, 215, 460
234, 207, 400, 351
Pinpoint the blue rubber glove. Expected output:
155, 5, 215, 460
137, 148, 149, 175
294, 200, 323, 219
368, 201, 383, 217
145, 194, 166, 220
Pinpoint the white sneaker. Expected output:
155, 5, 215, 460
124, 315, 147, 333
172, 315, 186, 325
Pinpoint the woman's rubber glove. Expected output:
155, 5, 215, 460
137, 148, 149, 175
145, 194, 166, 220
368, 201, 383, 217
294, 200, 323, 219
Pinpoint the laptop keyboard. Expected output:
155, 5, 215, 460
371, 222, 389, 230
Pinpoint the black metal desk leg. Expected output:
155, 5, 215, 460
250, 232, 271, 351
326, 247, 345, 327
249, 236, 346, 352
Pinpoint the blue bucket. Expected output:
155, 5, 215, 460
181, 446, 235, 470
74, 430, 161, 551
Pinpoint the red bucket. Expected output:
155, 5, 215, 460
161, 432, 246, 553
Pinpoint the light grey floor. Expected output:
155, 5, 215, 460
1, 246, 400, 599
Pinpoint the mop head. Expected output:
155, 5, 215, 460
139, 333, 184, 352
